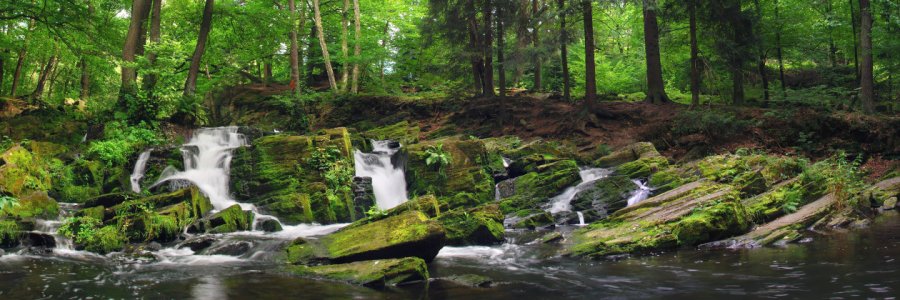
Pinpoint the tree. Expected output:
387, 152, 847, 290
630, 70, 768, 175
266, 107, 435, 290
498, 3, 508, 125
689, 0, 699, 106
288, 0, 302, 95
184, 0, 215, 96
532, 0, 541, 92
558, 0, 571, 102
482, 0, 495, 96
642, 0, 671, 104
340, 0, 350, 90
121, 0, 151, 94
582, 0, 597, 111
311, 0, 338, 91
351, 0, 361, 93
859, 0, 874, 114
142, 0, 161, 93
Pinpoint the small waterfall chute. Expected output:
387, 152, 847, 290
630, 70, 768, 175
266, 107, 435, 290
547, 167, 611, 213
353, 140, 408, 210
130, 148, 153, 193
626, 179, 654, 206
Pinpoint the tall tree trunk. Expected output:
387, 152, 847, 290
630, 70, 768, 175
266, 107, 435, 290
732, 30, 745, 106
307, 25, 316, 87
558, 0, 570, 102
0, 50, 6, 96
532, 0, 541, 92
776, 0, 786, 96
47, 59, 63, 100
850, 0, 860, 82
143, 0, 162, 92
498, 6, 507, 126
483, 0, 495, 96
121, 0, 150, 93
340, 0, 350, 90
264, 62, 272, 86
184, 0, 215, 96
28, 55, 56, 103
859, 0, 875, 114
689, 2, 700, 106
288, 0, 301, 94
351, 0, 361, 93
311, 0, 338, 91
642, 0, 670, 104
10, 49, 25, 97
467, 0, 483, 95
582, 0, 596, 111
753, 0, 769, 101
380, 21, 388, 87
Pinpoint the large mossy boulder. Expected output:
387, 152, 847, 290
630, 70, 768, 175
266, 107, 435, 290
230, 128, 358, 224
0, 146, 52, 198
404, 139, 494, 209
593, 142, 660, 168
0, 116, 85, 145
341, 195, 448, 231
188, 204, 255, 234
436, 204, 505, 246
568, 175, 637, 221
514, 160, 581, 200
567, 182, 750, 258
2, 191, 59, 219
285, 210, 446, 265
358, 121, 420, 151
280, 257, 429, 287
0, 220, 22, 248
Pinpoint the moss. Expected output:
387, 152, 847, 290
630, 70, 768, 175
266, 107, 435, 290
0, 220, 22, 248
285, 210, 446, 264
75, 205, 105, 220
58, 216, 126, 254
512, 211, 554, 228
280, 257, 429, 287
648, 171, 685, 194
3, 191, 59, 219
343, 195, 448, 231
593, 142, 660, 168
0, 146, 53, 198
206, 204, 254, 234
436, 205, 505, 246
404, 140, 495, 209
514, 160, 581, 199
359, 121, 420, 150
617, 156, 668, 178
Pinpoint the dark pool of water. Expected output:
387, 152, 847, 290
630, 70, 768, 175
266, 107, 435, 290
2, 211, 899, 299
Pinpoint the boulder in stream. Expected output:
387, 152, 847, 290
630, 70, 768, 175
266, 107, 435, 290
446, 274, 493, 287
436, 204, 505, 246
189, 204, 255, 234
284, 210, 446, 264
280, 257, 429, 287
404, 139, 495, 209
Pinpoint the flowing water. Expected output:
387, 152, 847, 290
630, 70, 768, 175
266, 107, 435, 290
354, 140, 408, 209
627, 179, 654, 207
547, 167, 612, 213
130, 149, 153, 193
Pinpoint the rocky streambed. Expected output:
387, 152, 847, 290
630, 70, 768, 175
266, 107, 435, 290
1, 121, 899, 298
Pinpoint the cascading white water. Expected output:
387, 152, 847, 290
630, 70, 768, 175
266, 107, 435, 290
502, 157, 511, 168
150, 127, 247, 211
130, 149, 153, 193
353, 140, 408, 210
547, 167, 611, 213
626, 179, 653, 206
30, 203, 79, 251
576, 211, 585, 226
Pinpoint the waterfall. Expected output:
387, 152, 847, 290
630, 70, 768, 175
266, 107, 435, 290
547, 167, 611, 213
353, 140, 408, 210
148, 127, 248, 211
130, 149, 153, 193
626, 179, 653, 207
31, 203, 79, 251
502, 157, 511, 168
576, 211, 585, 226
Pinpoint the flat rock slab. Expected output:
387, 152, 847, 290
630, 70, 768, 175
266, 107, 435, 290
702, 194, 836, 249
280, 257, 428, 287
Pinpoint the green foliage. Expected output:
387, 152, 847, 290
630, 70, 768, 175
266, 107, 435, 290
87, 121, 161, 167
58, 216, 127, 253
425, 142, 452, 172
673, 110, 756, 141
267, 92, 313, 132
0, 195, 20, 211
822, 152, 865, 210
366, 205, 387, 218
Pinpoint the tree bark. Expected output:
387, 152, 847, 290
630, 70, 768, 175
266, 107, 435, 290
10, 49, 25, 97
483, 0, 495, 96
264, 62, 272, 86
351, 0, 361, 93
582, 0, 596, 111
306, 24, 316, 87
288, 0, 301, 94
121, 0, 150, 92
558, 0, 570, 102
184, 0, 215, 96
28, 55, 56, 102
143, 0, 162, 92
753, 0, 769, 101
776, 0, 786, 96
642, 0, 671, 104
311, 0, 338, 91
467, 0, 483, 95
689, 2, 700, 106
0, 50, 5, 96
859, 0, 875, 114
380, 21, 388, 87
498, 6, 507, 126
532, 0, 541, 92
850, 0, 860, 83
732, 26, 744, 105
340, 0, 350, 90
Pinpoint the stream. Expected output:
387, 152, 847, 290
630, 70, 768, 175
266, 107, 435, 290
1, 211, 899, 298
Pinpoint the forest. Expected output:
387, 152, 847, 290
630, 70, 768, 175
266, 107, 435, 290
1, 0, 900, 298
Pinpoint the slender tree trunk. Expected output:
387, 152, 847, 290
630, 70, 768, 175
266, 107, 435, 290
351, 0, 361, 93
136, 0, 152, 57
498, 6, 507, 126
288, 0, 301, 94
642, 0, 670, 103
340, 0, 350, 90
307, 25, 316, 87
10, 49, 25, 97
859, 0, 875, 114
184, 0, 215, 96
380, 21, 388, 87
29, 55, 56, 102
753, 0, 769, 101
532, 0, 541, 92
47, 59, 62, 99
143, 0, 162, 92
0, 51, 5, 96
850, 0, 860, 82
776, 0, 786, 96
689, 3, 700, 106
311, 0, 338, 91
264, 62, 272, 86
483, 0, 495, 96
558, 0, 570, 102
121, 0, 150, 93
732, 30, 745, 106
583, 0, 596, 111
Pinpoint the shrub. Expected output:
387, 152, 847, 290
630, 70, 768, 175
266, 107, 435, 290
58, 216, 127, 253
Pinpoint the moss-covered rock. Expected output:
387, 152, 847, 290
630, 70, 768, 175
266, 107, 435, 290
0, 146, 52, 198
568, 175, 636, 220
404, 139, 494, 209
2, 191, 59, 219
593, 142, 660, 168
514, 160, 581, 200
280, 257, 429, 287
507, 154, 562, 178
507, 210, 554, 229
648, 170, 687, 194
285, 210, 446, 265
358, 121, 420, 151
446, 274, 492, 287
0, 116, 85, 145
567, 183, 749, 258
0, 220, 22, 248
342, 195, 448, 231
501, 138, 577, 161
617, 156, 668, 178
732, 170, 768, 196
230, 128, 356, 224
436, 205, 505, 246
189, 204, 254, 234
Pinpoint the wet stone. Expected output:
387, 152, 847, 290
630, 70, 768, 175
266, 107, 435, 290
206, 241, 253, 256
884, 197, 897, 210
447, 274, 493, 287
259, 219, 283, 232
178, 236, 218, 252
24, 232, 56, 248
